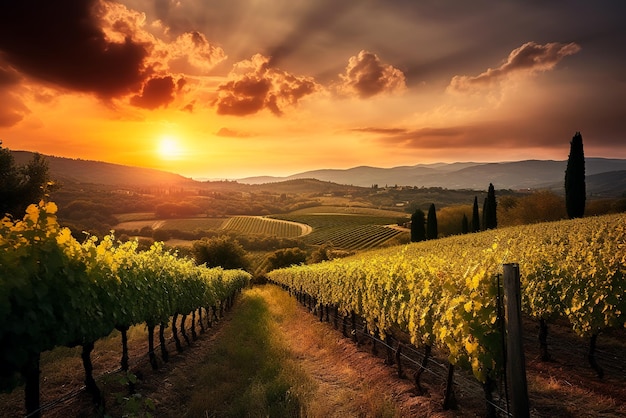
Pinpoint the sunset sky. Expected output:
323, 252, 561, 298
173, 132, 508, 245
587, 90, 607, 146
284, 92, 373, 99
1, 1, 625, 179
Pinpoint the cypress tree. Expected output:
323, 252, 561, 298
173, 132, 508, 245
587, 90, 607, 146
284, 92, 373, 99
482, 197, 488, 231
472, 196, 480, 232
485, 183, 497, 229
461, 214, 469, 234
410, 209, 426, 242
426, 203, 438, 240
565, 131, 586, 218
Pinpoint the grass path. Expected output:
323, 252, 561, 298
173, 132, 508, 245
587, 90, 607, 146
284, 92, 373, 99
135, 285, 452, 418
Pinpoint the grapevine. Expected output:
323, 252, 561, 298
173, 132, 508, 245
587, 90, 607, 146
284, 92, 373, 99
269, 213, 626, 384
0, 201, 250, 415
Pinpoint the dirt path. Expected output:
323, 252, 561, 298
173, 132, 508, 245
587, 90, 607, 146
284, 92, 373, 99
266, 289, 454, 418
106, 285, 463, 417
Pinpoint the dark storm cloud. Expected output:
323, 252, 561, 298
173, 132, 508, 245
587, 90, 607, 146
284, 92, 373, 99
130, 76, 177, 109
215, 55, 319, 116
0, 0, 148, 98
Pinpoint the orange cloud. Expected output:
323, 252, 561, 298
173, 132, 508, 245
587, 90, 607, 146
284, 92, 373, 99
338, 50, 406, 98
167, 31, 227, 74
448, 41, 581, 92
0, 64, 28, 127
98, 2, 226, 76
130, 76, 180, 109
0, 0, 225, 112
216, 127, 253, 138
215, 54, 319, 116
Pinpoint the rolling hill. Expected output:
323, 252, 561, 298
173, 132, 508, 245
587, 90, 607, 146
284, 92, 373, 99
11, 151, 193, 186
10, 150, 626, 197
239, 158, 626, 194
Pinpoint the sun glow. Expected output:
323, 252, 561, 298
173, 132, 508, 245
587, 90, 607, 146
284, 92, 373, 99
157, 135, 183, 160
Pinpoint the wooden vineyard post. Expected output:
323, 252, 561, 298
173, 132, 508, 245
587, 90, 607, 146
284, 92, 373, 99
503, 263, 530, 418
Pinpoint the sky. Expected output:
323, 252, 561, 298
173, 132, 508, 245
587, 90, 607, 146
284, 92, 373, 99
1, 0, 625, 179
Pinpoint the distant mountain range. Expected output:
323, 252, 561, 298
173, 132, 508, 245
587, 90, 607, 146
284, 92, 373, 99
10, 151, 626, 197
239, 159, 626, 196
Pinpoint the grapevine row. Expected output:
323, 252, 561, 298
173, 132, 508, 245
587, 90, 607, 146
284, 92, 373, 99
0, 201, 251, 415
268, 213, 626, 384
305, 224, 404, 249
222, 215, 304, 237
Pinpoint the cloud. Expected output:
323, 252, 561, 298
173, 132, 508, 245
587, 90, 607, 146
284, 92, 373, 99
167, 31, 227, 74
216, 127, 253, 138
0, 0, 225, 105
361, 120, 604, 153
352, 127, 409, 135
0, 92, 28, 127
130, 76, 179, 109
365, 126, 478, 149
215, 54, 319, 116
0, 0, 148, 98
448, 41, 581, 93
0, 64, 21, 88
0, 63, 28, 127
98, 2, 226, 76
338, 50, 406, 98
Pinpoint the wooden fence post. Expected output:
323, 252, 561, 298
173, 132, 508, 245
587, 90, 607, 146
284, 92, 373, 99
503, 263, 530, 418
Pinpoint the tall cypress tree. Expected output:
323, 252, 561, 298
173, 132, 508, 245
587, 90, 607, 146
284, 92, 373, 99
410, 209, 426, 242
565, 131, 586, 218
472, 196, 480, 232
485, 183, 497, 229
426, 203, 438, 240
482, 197, 488, 231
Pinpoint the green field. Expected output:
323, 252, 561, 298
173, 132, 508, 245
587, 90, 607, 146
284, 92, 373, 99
115, 217, 227, 232
222, 216, 307, 238
113, 209, 409, 251
272, 213, 409, 250
287, 205, 407, 218
113, 212, 156, 222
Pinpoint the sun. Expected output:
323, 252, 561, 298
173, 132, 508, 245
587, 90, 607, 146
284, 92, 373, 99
157, 135, 183, 160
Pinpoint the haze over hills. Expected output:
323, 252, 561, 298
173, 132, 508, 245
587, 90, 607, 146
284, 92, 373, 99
239, 159, 626, 193
10, 150, 626, 197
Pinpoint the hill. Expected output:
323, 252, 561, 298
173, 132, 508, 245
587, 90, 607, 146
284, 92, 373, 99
11, 150, 626, 197
573, 170, 626, 198
239, 158, 626, 196
11, 151, 193, 187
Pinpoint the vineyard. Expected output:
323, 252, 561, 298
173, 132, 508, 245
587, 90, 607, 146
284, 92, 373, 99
272, 213, 408, 249
221, 215, 307, 237
268, 213, 626, 409
114, 216, 227, 232
0, 201, 251, 417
